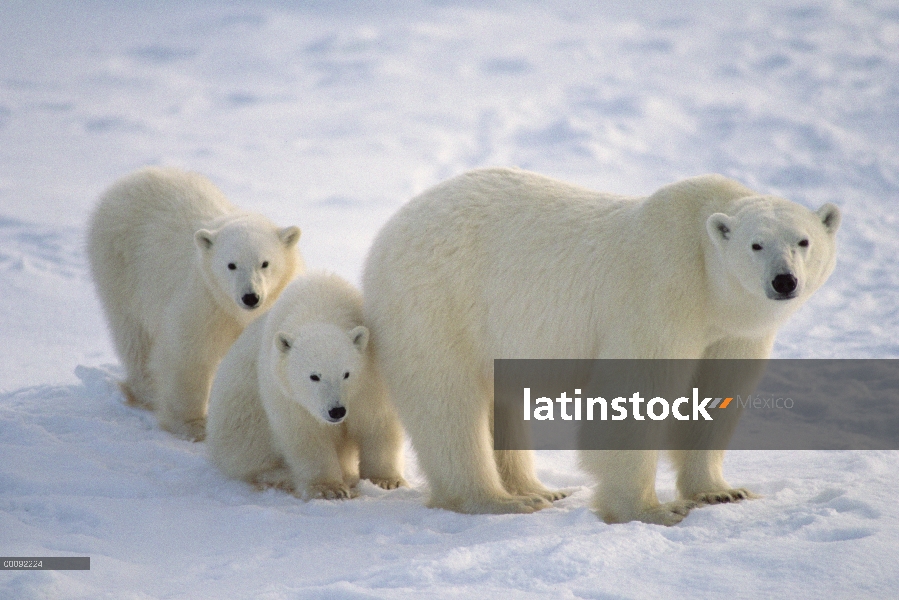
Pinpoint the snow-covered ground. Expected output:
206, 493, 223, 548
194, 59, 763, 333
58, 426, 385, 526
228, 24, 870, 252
1, 1, 897, 597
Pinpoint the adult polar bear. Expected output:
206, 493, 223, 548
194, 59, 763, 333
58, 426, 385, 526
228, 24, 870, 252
88, 167, 303, 440
362, 167, 840, 523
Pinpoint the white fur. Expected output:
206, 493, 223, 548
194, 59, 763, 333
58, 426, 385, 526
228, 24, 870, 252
206, 272, 406, 499
87, 167, 303, 440
362, 167, 840, 521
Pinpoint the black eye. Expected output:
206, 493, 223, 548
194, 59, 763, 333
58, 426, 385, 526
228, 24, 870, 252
343, 372, 350, 379
751, 244, 762, 251
310, 374, 320, 382
228, 263, 236, 270
798, 239, 809, 247
261, 261, 269, 268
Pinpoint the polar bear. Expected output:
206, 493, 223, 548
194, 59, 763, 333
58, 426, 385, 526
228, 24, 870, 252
206, 272, 407, 499
87, 167, 303, 440
362, 167, 840, 522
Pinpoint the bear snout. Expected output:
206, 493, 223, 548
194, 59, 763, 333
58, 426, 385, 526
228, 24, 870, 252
241, 292, 261, 309
771, 273, 798, 298
327, 405, 347, 423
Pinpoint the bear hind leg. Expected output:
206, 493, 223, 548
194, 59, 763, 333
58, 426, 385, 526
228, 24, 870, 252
397, 374, 549, 514
107, 310, 155, 409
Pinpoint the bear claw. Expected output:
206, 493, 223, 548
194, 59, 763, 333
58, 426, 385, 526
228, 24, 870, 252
307, 483, 358, 500
692, 488, 758, 505
368, 477, 408, 490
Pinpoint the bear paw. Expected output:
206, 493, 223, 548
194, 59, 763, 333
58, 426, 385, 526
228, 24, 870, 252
451, 494, 552, 515
692, 488, 759, 505
602, 500, 697, 526
531, 487, 569, 503
160, 416, 207, 442
551, 489, 570, 501
306, 482, 359, 500
118, 381, 153, 409
633, 500, 697, 526
368, 476, 408, 490
251, 468, 295, 492
505, 483, 569, 503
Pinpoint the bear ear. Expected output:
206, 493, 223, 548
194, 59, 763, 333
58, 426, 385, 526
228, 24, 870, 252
279, 226, 301, 248
706, 213, 734, 244
194, 229, 216, 251
349, 325, 369, 351
816, 203, 841, 235
276, 333, 292, 353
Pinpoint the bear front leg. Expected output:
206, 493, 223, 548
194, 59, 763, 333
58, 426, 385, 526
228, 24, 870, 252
357, 424, 407, 490
492, 400, 567, 502
154, 310, 242, 441
675, 338, 769, 504
150, 319, 225, 441
580, 449, 697, 526
494, 450, 568, 502
271, 415, 356, 500
251, 465, 295, 492
350, 382, 408, 490
670, 449, 758, 504
152, 351, 212, 441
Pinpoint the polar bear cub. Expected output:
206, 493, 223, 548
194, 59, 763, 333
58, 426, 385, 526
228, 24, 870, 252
206, 272, 406, 499
362, 167, 840, 522
87, 167, 303, 440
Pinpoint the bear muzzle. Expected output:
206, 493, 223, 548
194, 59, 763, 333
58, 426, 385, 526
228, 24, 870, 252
240, 292, 261, 309
769, 273, 799, 300
326, 405, 347, 423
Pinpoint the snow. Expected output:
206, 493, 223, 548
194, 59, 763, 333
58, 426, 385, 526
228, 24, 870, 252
1, 0, 897, 597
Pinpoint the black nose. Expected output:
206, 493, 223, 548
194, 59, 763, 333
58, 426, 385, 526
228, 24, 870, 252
242, 293, 260, 308
328, 406, 346, 421
772, 274, 798, 294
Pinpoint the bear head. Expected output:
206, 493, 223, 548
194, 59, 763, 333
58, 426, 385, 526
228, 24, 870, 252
195, 215, 301, 321
271, 323, 369, 425
706, 196, 840, 310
